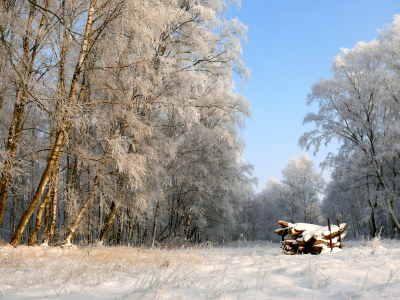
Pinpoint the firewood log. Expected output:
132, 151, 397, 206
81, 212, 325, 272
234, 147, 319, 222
288, 228, 302, 236
274, 228, 289, 236
285, 240, 296, 246
296, 237, 306, 245
322, 226, 346, 239
284, 234, 297, 240
313, 239, 327, 246
312, 244, 327, 254
278, 221, 289, 228
311, 232, 346, 247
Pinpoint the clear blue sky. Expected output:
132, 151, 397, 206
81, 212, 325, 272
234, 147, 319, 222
228, 1, 400, 192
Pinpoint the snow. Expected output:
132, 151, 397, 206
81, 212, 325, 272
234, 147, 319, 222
280, 222, 347, 245
314, 232, 346, 243
292, 223, 322, 232
1, 239, 400, 299
301, 224, 346, 243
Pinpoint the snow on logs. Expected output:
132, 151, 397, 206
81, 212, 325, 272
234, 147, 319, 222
275, 220, 347, 255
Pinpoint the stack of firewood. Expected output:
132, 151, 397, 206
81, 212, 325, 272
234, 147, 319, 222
275, 220, 347, 255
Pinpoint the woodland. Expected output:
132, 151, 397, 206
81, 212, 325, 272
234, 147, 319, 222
0, 0, 254, 247
2, 0, 400, 249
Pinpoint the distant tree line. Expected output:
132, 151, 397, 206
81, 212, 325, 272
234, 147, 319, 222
239, 154, 325, 242
0, 0, 255, 247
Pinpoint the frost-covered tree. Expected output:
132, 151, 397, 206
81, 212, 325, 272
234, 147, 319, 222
0, 0, 253, 247
281, 154, 324, 223
301, 15, 400, 237
244, 155, 324, 242
246, 178, 285, 241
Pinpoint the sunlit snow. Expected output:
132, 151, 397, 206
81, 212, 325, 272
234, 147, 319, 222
1, 239, 399, 299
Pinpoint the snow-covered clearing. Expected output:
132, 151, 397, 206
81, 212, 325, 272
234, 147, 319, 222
1, 239, 400, 299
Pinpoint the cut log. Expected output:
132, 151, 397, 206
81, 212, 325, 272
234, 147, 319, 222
288, 228, 302, 236
278, 221, 289, 228
275, 228, 289, 236
296, 237, 306, 245
284, 234, 297, 240
285, 239, 299, 246
313, 239, 327, 246
312, 244, 325, 254
322, 227, 347, 239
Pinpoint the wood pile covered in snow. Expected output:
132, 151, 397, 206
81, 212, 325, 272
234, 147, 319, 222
275, 220, 347, 255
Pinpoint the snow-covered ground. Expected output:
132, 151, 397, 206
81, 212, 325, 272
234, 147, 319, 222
0, 238, 399, 299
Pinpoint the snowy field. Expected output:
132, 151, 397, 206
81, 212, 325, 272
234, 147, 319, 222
0, 239, 399, 299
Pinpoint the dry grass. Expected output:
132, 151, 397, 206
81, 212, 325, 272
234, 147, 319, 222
0, 243, 212, 292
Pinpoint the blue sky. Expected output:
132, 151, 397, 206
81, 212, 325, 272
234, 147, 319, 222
227, 1, 400, 192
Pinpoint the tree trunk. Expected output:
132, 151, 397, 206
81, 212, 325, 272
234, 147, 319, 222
99, 178, 126, 244
64, 168, 102, 244
151, 200, 161, 247
184, 208, 192, 239
117, 218, 123, 245
28, 188, 50, 246
87, 206, 91, 245
48, 169, 59, 243
378, 177, 400, 232
42, 166, 60, 244
142, 213, 148, 245
370, 204, 377, 237
368, 156, 400, 233
99, 201, 119, 244
127, 209, 134, 245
